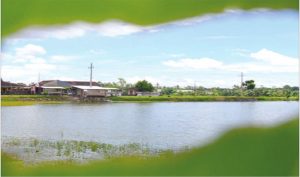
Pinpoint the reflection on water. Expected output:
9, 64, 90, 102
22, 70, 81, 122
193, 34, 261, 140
2, 102, 298, 149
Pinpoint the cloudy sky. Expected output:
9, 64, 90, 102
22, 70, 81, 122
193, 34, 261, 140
1, 9, 298, 88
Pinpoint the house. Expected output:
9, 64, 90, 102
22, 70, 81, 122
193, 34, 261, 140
1, 79, 31, 95
136, 92, 161, 96
105, 88, 122, 96
71, 86, 120, 97
40, 80, 72, 95
127, 88, 160, 96
128, 88, 137, 96
176, 89, 195, 93
33, 80, 102, 95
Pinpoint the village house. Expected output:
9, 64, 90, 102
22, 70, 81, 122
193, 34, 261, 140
40, 80, 72, 95
71, 86, 120, 97
1, 79, 31, 95
127, 88, 137, 96
31, 80, 121, 97
127, 88, 161, 96
32, 80, 100, 95
136, 92, 161, 96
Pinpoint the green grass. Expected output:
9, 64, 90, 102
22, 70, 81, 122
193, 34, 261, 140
2, 118, 298, 176
2, 0, 298, 37
111, 96, 298, 102
2, 95, 297, 106
1, 95, 70, 106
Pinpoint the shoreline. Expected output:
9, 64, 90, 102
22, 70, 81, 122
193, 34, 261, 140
1, 95, 298, 106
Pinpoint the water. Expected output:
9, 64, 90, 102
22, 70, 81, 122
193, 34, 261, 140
2, 102, 298, 150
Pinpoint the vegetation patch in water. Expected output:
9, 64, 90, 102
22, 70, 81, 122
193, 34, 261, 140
1, 138, 160, 164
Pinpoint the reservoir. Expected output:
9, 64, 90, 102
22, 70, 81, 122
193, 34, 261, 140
2, 101, 298, 150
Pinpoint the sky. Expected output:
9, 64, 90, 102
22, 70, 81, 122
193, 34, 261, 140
1, 9, 298, 88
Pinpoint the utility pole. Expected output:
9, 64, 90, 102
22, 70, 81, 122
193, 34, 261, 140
88, 63, 94, 87
240, 72, 244, 96
194, 81, 196, 96
37, 73, 40, 86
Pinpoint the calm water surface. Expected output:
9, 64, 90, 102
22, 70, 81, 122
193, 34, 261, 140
2, 102, 298, 149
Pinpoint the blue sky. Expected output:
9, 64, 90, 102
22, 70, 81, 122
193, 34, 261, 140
2, 9, 298, 88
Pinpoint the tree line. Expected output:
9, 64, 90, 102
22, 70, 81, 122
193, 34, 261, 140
99, 78, 299, 98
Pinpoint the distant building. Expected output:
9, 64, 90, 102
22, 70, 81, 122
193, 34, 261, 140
127, 88, 161, 96
40, 80, 72, 95
176, 89, 195, 93
136, 92, 160, 96
128, 88, 137, 96
1, 79, 31, 95
72, 86, 120, 97
32, 80, 120, 97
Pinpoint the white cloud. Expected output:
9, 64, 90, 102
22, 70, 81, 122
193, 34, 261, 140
250, 48, 298, 66
163, 58, 223, 69
89, 49, 106, 55
48, 27, 86, 39
50, 55, 78, 62
1, 64, 56, 83
1, 44, 79, 83
163, 49, 298, 73
10, 44, 46, 63
93, 21, 143, 37
15, 44, 46, 56
125, 76, 162, 85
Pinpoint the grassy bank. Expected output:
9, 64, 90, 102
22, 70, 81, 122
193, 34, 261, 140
2, 118, 298, 176
2, 0, 298, 37
1, 95, 70, 106
1, 95, 298, 106
111, 96, 298, 102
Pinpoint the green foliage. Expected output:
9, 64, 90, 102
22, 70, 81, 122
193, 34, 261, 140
174, 86, 299, 98
161, 87, 176, 95
2, 118, 298, 176
135, 80, 154, 92
1, 95, 69, 106
118, 78, 127, 89
111, 96, 298, 102
243, 80, 256, 90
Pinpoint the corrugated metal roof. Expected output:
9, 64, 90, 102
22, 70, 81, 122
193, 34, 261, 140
41, 86, 65, 89
43, 80, 72, 87
39, 80, 101, 87
73, 86, 118, 90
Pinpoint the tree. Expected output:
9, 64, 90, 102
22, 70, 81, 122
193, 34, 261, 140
161, 87, 176, 95
283, 85, 292, 99
102, 82, 118, 88
118, 78, 126, 89
243, 80, 255, 90
135, 80, 154, 92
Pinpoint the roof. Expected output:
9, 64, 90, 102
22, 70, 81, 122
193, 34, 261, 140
42, 80, 72, 87
41, 86, 65, 89
39, 80, 101, 87
67, 81, 101, 86
1, 79, 25, 88
73, 86, 118, 90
